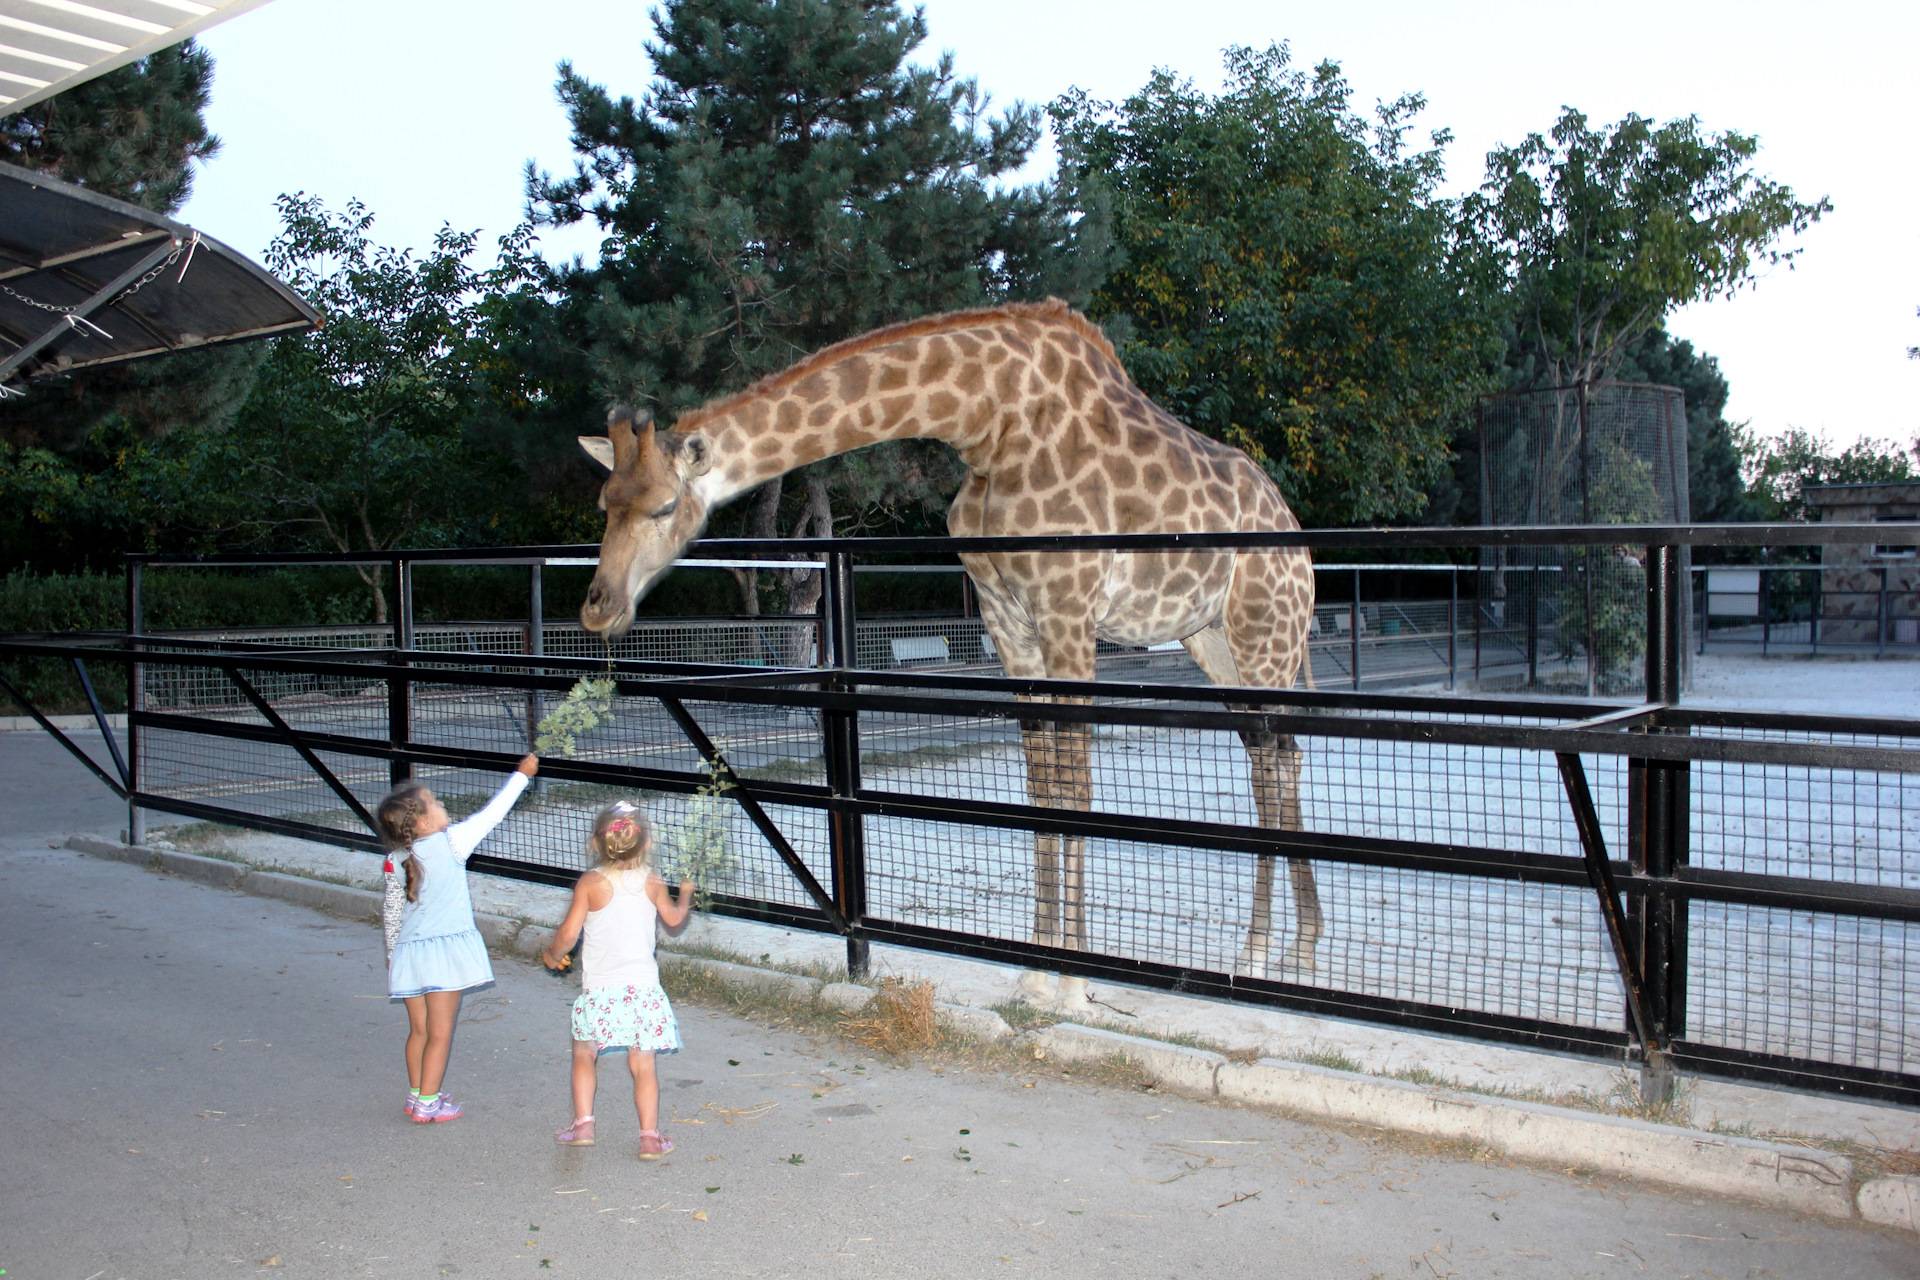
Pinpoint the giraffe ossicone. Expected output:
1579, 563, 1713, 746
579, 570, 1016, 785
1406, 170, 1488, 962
578, 300, 1322, 989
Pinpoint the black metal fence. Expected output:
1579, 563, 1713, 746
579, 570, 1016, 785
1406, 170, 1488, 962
3, 522, 1917, 1106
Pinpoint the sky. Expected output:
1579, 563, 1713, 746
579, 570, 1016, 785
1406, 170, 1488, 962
178, 0, 1918, 453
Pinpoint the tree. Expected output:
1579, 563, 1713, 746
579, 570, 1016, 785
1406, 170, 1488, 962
523, 0, 1109, 612
1739, 427, 1916, 523
202, 196, 538, 619
1, 41, 220, 212
1473, 107, 1829, 390
1051, 44, 1504, 526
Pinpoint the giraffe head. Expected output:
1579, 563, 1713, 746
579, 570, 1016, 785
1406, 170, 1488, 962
578, 406, 713, 636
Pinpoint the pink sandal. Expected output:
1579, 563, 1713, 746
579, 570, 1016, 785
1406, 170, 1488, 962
554, 1115, 596, 1146
637, 1129, 674, 1160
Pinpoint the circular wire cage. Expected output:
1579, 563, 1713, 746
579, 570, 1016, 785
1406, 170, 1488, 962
1476, 382, 1692, 697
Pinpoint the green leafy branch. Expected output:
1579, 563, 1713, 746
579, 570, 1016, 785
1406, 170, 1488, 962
534, 676, 615, 757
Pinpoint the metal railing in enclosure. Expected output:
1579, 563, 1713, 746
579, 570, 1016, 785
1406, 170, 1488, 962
1696, 563, 1920, 656
3, 522, 1918, 1108
132, 562, 1527, 694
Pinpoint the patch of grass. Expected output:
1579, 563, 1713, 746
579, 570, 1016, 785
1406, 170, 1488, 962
988, 1000, 1058, 1032
838, 978, 938, 1055
1293, 1045, 1365, 1074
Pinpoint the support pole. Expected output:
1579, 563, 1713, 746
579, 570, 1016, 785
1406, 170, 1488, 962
1631, 542, 1689, 1105
389, 557, 413, 789
126, 559, 144, 844
822, 549, 869, 977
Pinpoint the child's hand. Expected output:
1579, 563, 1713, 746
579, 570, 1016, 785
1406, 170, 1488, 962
679, 878, 696, 902
540, 947, 571, 972
516, 753, 539, 778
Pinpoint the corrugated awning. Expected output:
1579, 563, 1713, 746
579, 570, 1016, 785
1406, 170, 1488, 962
0, 0, 268, 116
0, 158, 319, 385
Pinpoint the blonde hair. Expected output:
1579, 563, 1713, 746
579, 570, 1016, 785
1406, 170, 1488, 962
588, 800, 653, 871
376, 781, 433, 903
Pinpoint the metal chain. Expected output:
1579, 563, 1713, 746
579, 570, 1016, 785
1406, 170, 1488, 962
0, 232, 196, 314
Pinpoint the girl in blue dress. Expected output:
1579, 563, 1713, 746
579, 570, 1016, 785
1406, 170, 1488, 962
377, 754, 538, 1123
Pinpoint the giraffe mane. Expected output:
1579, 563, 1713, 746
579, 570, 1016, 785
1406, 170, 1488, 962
672, 298, 1120, 434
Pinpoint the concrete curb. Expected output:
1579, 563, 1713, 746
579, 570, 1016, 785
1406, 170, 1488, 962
1, 712, 127, 733
1216, 1056, 1856, 1220
1033, 1022, 1225, 1096
1857, 1175, 1920, 1232
59, 835, 1912, 1232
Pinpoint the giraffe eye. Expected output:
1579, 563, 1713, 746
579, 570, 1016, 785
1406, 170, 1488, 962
649, 498, 679, 520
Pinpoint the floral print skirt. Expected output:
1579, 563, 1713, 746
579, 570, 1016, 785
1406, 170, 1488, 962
570, 982, 681, 1056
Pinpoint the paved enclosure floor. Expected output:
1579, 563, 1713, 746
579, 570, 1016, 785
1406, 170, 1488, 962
3, 815, 1917, 1276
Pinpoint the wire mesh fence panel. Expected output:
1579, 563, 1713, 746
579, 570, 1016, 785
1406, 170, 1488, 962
1687, 903, 1918, 1078
541, 619, 818, 667
138, 725, 387, 836
860, 814, 1622, 1030
1688, 726, 1920, 886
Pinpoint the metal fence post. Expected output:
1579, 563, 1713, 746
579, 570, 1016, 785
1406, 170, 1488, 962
125, 559, 144, 845
1811, 568, 1822, 656
1349, 570, 1361, 691
1631, 541, 1689, 1104
821, 548, 869, 977
1526, 566, 1540, 689
389, 557, 413, 789
527, 562, 544, 757
1447, 567, 1458, 691
1879, 567, 1889, 658
1760, 570, 1771, 656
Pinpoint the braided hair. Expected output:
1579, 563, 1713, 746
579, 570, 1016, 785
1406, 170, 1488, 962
376, 781, 434, 903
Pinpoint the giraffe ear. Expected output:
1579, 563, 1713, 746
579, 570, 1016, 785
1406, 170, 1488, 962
681, 433, 711, 476
578, 436, 617, 472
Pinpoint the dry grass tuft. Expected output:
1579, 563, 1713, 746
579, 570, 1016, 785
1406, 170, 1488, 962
839, 977, 938, 1055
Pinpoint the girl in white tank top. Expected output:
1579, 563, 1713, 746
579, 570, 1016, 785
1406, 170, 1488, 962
541, 801, 696, 1159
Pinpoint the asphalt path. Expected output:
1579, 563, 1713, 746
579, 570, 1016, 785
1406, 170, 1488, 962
2, 728, 1915, 1279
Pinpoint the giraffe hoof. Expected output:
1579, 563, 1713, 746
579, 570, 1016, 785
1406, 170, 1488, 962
1281, 943, 1321, 975
1233, 950, 1271, 980
1015, 970, 1055, 1004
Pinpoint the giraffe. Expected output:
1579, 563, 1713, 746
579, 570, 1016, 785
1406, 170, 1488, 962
576, 299, 1323, 995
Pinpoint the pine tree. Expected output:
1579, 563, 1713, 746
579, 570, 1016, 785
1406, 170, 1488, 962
1, 41, 220, 212
522, 0, 1110, 609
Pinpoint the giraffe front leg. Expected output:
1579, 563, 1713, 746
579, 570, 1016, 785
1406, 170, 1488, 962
1235, 856, 1276, 978
1281, 857, 1323, 974
1277, 735, 1322, 974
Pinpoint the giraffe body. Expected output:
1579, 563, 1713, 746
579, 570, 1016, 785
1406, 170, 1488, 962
579, 300, 1321, 979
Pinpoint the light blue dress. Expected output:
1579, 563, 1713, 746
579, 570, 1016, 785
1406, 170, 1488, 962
388, 772, 528, 999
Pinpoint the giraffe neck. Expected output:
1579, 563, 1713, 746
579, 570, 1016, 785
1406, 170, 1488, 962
682, 310, 1070, 507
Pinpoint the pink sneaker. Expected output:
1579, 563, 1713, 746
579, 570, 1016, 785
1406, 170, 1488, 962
404, 1094, 419, 1119
411, 1094, 463, 1124
637, 1129, 674, 1160
555, 1115, 596, 1146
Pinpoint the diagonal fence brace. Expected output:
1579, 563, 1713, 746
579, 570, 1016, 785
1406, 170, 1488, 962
0, 667, 128, 800
655, 693, 850, 935
1556, 751, 1665, 1067
70, 658, 129, 789
223, 664, 379, 837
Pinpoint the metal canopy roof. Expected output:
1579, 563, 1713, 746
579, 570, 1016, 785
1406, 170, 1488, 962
0, 158, 319, 385
0, 0, 268, 116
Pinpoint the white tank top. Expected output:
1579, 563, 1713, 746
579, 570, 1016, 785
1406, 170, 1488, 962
580, 867, 660, 992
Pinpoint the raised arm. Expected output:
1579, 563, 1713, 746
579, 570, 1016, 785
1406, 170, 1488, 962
447, 755, 538, 860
